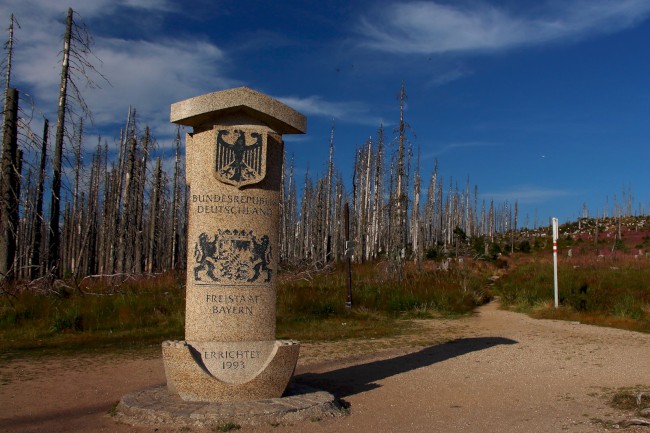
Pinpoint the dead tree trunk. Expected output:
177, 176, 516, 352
424, 159, 437, 250
323, 122, 334, 263
412, 147, 421, 267
117, 112, 137, 273
48, 7, 73, 277
3, 15, 16, 96
147, 158, 162, 273
170, 127, 181, 270
134, 126, 150, 274
394, 81, 408, 260
0, 87, 19, 280
370, 125, 384, 259
30, 119, 48, 279
69, 119, 83, 275
362, 137, 372, 261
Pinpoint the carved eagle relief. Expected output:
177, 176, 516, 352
214, 128, 266, 188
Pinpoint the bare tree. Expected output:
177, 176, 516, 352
48, 8, 106, 276
2, 15, 17, 96
0, 87, 18, 279
47, 8, 73, 276
0, 16, 19, 280
117, 110, 138, 273
147, 158, 162, 273
370, 125, 384, 259
412, 147, 421, 268
393, 81, 409, 258
511, 200, 518, 253
134, 126, 151, 274
169, 127, 181, 270
323, 121, 335, 263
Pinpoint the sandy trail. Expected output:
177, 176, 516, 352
2, 301, 649, 433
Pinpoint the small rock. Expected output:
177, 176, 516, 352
640, 408, 650, 417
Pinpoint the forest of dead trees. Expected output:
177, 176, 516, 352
0, 9, 643, 284
0, 10, 187, 282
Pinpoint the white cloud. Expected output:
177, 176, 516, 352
277, 95, 380, 126
484, 185, 574, 204
88, 37, 235, 131
0, 0, 174, 20
3, 1, 237, 145
122, 0, 175, 12
429, 66, 472, 86
358, 0, 650, 54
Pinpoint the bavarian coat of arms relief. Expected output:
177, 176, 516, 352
193, 229, 273, 286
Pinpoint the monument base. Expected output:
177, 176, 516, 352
115, 383, 345, 428
162, 340, 300, 402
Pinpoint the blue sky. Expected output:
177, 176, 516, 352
2, 0, 650, 226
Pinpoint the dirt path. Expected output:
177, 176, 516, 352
2, 301, 650, 433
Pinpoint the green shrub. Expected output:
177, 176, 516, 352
614, 238, 627, 251
50, 308, 84, 332
612, 294, 643, 320
518, 240, 531, 253
425, 247, 438, 260
489, 242, 502, 258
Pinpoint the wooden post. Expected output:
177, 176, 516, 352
345, 202, 352, 308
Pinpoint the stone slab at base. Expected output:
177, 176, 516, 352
115, 383, 344, 428
162, 340, 300, 402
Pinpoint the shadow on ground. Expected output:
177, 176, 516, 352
294, 337, 517, 398
0, 402, 113, 430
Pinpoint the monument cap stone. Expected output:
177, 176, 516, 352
170, 86, 306, 134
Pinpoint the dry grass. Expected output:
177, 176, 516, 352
0, 272, 186, 358
496, 252, 650, 333
1, 259, 495, 357
277, 259, 493, 341
608, 387, 650, 415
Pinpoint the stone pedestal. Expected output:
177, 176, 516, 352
163, 87, 306, 402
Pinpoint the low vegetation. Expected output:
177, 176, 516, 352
497, 255, 650, 332
0, 273, 185, 358
2, 216, 650, 359
0, 259, 492, 359
496, 216, 650, 333
277, 260, 492, 341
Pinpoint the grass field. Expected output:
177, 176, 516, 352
0, 273, 186, 358
2, 220, 649, 359
0, 259, 492, 358
496, 253, 650, 333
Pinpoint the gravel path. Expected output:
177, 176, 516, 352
2, 301, 650, 432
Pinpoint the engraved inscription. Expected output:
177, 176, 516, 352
190, 341, 277, 382
206, 294, 261, 315
192, 194, 276, 216
203, 350, 261, 370
193, 230, 273, 285
211, 305, 253, 314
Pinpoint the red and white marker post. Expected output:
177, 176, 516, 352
552, 217, 559, 308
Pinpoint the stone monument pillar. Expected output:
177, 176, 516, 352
162, 87, 305, 402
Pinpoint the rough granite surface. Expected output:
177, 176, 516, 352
170, 87, 306, 135
116, 383, 343, 428
160, 87, 305, 403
